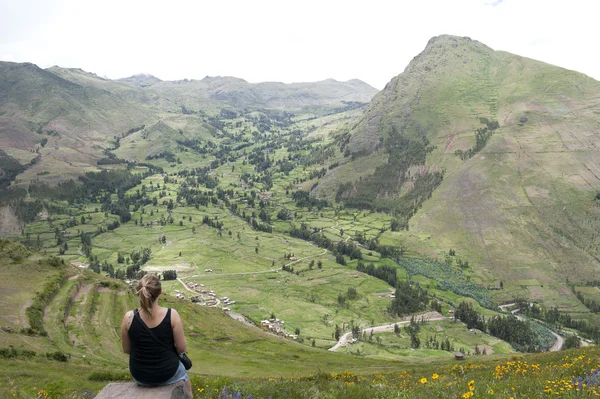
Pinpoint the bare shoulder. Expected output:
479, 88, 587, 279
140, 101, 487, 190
121, 310, 134, 328
170, 308, 182, 324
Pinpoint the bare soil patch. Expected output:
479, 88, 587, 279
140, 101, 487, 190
74, 284, 94, 301
20, 299, 32, 329
476, 344, 494, 355
0, 206, 22, 238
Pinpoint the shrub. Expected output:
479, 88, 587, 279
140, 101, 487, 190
46, 351, 68, 362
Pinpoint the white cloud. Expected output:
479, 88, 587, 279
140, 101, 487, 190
1, 0, 599, 89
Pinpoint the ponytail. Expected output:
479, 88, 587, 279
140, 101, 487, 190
136, 274, 161, 316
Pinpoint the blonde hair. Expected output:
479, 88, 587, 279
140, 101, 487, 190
136, 274, 161, 316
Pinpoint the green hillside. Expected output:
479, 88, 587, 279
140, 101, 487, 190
320, 35, 600, 309
0, 62, 151, 185
2, 240, 598, 398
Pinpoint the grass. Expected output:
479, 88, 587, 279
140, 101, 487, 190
335, 319, 514, 359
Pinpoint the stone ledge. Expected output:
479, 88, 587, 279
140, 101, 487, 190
96, 381, 191, 399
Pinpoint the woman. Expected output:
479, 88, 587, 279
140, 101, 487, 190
120, 274, 192, 397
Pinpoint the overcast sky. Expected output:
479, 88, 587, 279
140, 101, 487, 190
1, 0, 599, 89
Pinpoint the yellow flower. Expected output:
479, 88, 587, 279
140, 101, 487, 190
432, 373, 439, 380
420, 377, 428, 384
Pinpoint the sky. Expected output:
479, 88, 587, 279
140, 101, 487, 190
1, 0, 599, 89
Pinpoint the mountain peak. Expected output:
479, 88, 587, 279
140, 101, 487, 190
117, 73, 162, 87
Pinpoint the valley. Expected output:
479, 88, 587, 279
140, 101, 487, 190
1, 34, 600, 398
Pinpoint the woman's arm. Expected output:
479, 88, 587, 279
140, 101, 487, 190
120, 310, 133, 354
171, 308, 188, 354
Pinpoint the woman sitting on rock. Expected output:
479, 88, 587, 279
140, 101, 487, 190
121, 274, 192, 397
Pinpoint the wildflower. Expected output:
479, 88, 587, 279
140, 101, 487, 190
432, 373, 439, 380
420, 377, 427, 384
468, 380, 475, 391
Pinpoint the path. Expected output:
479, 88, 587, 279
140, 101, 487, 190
549, 331, 564, 352
20, 300, 32, 329
329, 220, 351, 242
329, 312, 445, 351
283, 248, 328, 268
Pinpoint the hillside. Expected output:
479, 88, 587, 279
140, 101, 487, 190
0, 240, 445, 397
2, 240, 598, 399
320, 35, 600, 307
0, 62, 376, 188
0, 62, 151, 185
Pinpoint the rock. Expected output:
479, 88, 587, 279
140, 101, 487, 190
95, 381, 191, 399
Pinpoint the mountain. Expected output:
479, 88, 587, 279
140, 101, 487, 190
323, 35, 600, 301
117, 73, 162, 87
0, 62, 376, 186
119, 74, 378, 110
0, 62, 151, 184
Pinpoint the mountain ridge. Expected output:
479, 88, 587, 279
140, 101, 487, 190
321, 34, 600, 303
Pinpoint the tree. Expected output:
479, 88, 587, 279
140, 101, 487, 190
410, 331, 420, 348
347, 287, 358, 300
277, 208, 292, 220
563, 335, 580, 350
335, 254, 346, 266
163, 270, 177, 280
334, 325, 341, 341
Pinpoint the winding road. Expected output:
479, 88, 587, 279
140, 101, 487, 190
498, 303, 564, 351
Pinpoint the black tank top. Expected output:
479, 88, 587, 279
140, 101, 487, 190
129, 308, 180, 384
